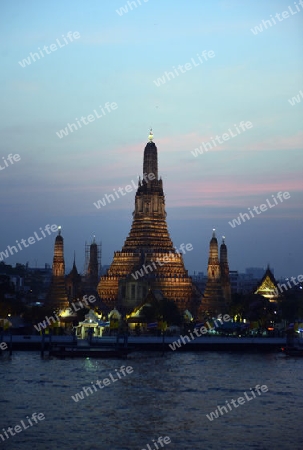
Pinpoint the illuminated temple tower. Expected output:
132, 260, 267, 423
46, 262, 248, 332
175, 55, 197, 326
84, 237, 101, 296
46, 226, 69, 310
200, 230, 229, 315
97, 131, 194, 313
220, 236, 231, 303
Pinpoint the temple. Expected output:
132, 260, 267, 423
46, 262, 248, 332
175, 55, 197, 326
200, 230, 231, 316
83, 237, 101, 298
220, 236, 231, 303
254, 266, 279, 303
97, 131, 195, 313
46, 226, 69, 310
66, 253, 82, 303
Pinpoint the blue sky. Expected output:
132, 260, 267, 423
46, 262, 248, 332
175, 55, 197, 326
0, 0, 302, 278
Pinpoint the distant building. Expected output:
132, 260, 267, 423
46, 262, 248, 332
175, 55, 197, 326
237, 273, 259, 294
0, 263, 52, 304
229, 270, 238, 294
232, 267, 274, 295
24, 264, 52, 303
191, 272, 207, 295
246, 267, 271, 279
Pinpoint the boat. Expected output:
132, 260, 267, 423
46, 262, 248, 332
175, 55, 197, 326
282, 323, 303, 356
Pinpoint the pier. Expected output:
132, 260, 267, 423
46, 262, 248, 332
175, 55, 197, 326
0, 334, 285, 355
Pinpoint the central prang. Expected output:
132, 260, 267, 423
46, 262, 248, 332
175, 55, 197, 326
97, 135, 195, 314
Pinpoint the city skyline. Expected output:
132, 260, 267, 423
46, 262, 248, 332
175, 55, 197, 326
0, 0, 302, 279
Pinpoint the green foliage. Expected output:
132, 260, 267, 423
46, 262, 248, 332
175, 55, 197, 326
141, 297, 182, 325
279, 288, 303, 321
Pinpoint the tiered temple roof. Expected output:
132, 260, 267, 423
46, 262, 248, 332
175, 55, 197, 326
97, 132, 195, 313
200, 230, 230, 316
254, 266, 278, 302
46, 227, 69, 311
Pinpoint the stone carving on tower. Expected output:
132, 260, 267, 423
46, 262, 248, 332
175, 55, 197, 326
97, 130, 194, 313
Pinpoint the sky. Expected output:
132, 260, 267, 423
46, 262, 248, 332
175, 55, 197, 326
0, 0, 302, 279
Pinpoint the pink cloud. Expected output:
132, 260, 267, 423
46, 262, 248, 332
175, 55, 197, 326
156, 129, 303, 154
166, 179, 303, 208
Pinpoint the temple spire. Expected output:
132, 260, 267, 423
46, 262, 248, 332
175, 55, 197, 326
208, 230, 220, 278
97, 136, 194, 313
143, 129, 158, 180
199, 229, 226, 316
220, 237, 228, 266
46, 226, 69, 310
148, 128, 153, 141
220, 236, 231, 302
52, 227, 65, 277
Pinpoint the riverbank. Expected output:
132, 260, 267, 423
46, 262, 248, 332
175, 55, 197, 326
0, 334, 285, 353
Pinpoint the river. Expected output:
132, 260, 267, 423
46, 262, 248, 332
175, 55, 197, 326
0, 351, 302, 449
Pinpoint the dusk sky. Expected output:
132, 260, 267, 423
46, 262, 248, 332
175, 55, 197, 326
0, 0, 302, 279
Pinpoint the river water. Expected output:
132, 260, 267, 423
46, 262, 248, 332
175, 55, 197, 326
0, 351, 302, 450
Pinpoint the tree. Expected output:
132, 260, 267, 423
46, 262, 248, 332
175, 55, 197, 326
141, 297, 182, 325
279, 287, 303, 321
